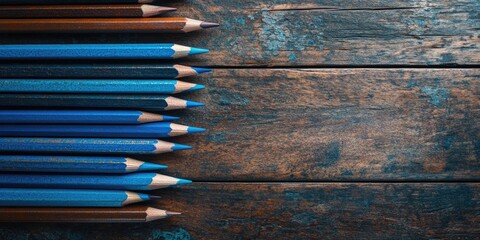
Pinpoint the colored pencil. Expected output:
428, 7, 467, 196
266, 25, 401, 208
0, 110, 179, 124
0, 188, 152, 207
0, 206, 179, 223
0, 94, 204, 111
0, 18, 219, 33
0, 4, 176, 18
0, 155, 167, 173
0, 79, 205, 94
0, 0, 155, 5
0, 122, 205, 138
0, 172, 192, 190
0, 137, 192, 155
0, 63, 211, 79
0, 44, 208, 60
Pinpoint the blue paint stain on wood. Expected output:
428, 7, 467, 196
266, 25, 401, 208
315, 142, 341, 167
420, 86, 450, 107
151, 228, 191, 240
292, 212, 318, 225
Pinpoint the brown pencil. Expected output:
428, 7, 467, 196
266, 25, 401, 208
0, 206, 181, 222
0, 17, 219, 33
0, 4, 176, 18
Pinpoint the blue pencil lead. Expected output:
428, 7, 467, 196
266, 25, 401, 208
187, 84, 205, 92
138, 162, 168, 171
192, 67, 212, 74
138, 193, 151, 201
189, 47, 209, 56
176, 178, 193, 185
172, 143, 193, 151
187, 126, 206, 134
186, 100, 205, 108
161, 115, 180, 121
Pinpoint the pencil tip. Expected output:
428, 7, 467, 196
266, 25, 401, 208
149, 195, 162, 199
189, 47, 209, 56
139, 162, 168, 171
200, 22, 220, 29
162, 115, 180, 121
192, 67, 212, 74
187, 84, 205, 92
186, 100, 205, 108
166, 211, 182, 216
165, 7, 177, 12
172, 143, 192, 151
176, 178, 192, 185
187, 126, 206, 134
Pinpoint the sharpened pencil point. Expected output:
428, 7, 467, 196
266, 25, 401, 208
150, 195, 162, 199
138, 162, 168, 171
176, 178, 192, 185
172, 143, 192, 151
189, 47, 209, 56
187, 84, 205, 92
186, 100, 205, 108
192, 67, 212, 74
162, 115, 180, 121
166, 211, 182, 216
200, 22, 220, 29
187, 126, 206, 134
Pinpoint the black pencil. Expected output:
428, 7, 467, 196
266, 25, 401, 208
0, 0, 154, 5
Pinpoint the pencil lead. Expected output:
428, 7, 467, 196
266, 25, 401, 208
200, 22, 220, 29
186, 100, 205, 108
189, 47, 209, 56
138, 162, 168, 171
187, 84, 205, 92
162, 115, 180, 121
176, 178, 192, 185
187, 126, 206, 134
166, 211, 182, 216
192, 67, 212, 74
172, 143, 192, 151
149, 195, 162, 199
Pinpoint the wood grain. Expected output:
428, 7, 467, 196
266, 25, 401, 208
144, 68, 480, 181
0, 0, 477, 66
0, 183, 478, 239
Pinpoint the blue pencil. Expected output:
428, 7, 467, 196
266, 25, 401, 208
0, 122, 205, 138
0, 110, 179, 124
0, 155, 167, 173
0, 137, 192, 155
0, 173, 192, 190
0, 188, 152, 207
0, 79, 205, 94
0, 43, 208, 60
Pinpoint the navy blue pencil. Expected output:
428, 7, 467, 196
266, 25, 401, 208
0, 79, 205, 94
0, 44, 208, 60
0, 94, 204, 111
0, 122, 205, 138
0, 137, 192, 155
0, 188, 153, 207
0, 172, 192, 190
0, 155, 167, 173
0, 0, 155, 5
0, 110, 179, 124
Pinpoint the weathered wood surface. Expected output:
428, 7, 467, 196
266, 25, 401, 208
137, 68, 480, 181
0, 0, 478, 66
1, 183, 478, 239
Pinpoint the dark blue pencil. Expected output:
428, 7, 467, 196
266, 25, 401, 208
0, 79, 205, 94
0, 64, 211, 79
0, 155, 167, 173
0, 137, 192, 155
0, 173, 192, 190
0, 0, 154, 5
0, 122, 205, 138
0, 188, 152, 207
0, 44, 208, 60
0, 110, 179, 124
0, 94, 204, 111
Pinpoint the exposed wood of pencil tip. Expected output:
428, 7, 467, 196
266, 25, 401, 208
137, 111, 167, 123
122, 191, 146, 206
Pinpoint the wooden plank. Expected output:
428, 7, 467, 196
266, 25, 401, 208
0, 183, 478, 239
0, 0, 478, 66
148, 68, 479, 181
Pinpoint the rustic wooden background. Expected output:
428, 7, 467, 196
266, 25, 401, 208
0, 0, 479, 239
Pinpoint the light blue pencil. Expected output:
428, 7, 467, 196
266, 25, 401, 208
0, 155, 167, 173
0, 43, 208, 60
0, 172, 192, 190
0, 188, 153, 207
0, 110, 179, 124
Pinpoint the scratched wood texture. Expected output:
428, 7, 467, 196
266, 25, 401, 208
0, 0, 478, 66
0, 183, 478, 239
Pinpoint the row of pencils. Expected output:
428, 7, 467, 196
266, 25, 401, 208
0, 0, 218, 222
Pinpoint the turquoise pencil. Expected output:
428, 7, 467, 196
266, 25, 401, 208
0, 188, 152, 207
0, 155, 167, 173
0, 173, 192, 190
0, 43, 208, 60
0, 137, 192, 155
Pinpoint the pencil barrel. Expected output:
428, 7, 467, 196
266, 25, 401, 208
0, 0, 151, 5
0, 5, 146, 18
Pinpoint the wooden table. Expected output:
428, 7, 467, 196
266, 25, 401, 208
0, 0, 478, 239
